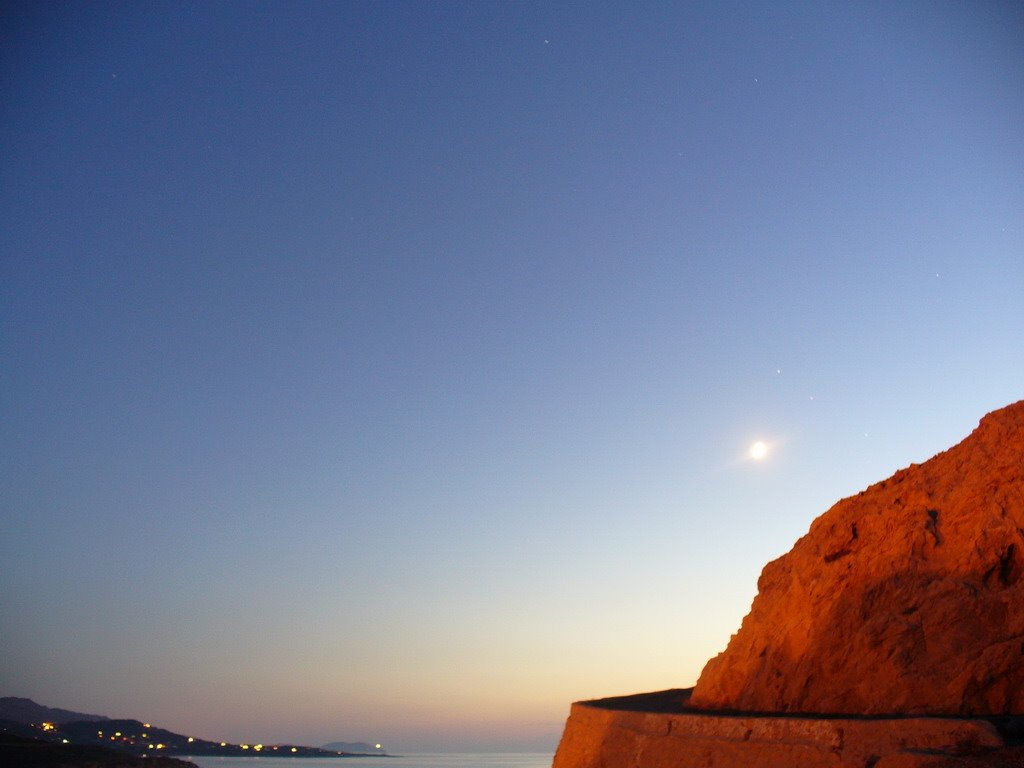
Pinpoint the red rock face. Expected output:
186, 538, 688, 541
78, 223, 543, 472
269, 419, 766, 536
690, 400, 1024, 716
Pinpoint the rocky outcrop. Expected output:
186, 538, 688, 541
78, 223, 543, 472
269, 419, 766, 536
691, 400, 1024, 716
553, 401, 1024, 768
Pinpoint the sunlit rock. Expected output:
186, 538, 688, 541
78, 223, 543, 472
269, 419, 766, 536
692, 400, 1024, 715
554, 400, 1024, 768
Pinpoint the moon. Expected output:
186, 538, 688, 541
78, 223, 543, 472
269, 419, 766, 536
749, 440, 769, 461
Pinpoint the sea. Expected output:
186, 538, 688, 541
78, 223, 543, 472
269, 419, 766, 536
183, 755, 553, 768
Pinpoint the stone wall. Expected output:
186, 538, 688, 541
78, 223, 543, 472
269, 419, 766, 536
552, 690, 1021, 768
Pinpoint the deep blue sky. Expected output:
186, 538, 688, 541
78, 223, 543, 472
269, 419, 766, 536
2, 0, 1022, 753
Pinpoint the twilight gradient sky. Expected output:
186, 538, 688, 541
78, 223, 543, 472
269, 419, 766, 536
1, 0, 1022, 754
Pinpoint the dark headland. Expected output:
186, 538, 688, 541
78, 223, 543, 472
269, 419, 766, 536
0, 732, 200, 768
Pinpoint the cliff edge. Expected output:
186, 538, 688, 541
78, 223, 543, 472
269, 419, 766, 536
691, 400, 1024, 715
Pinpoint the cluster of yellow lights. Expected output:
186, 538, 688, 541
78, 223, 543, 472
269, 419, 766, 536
41, 722, 56, 731
83, 724, 328, 756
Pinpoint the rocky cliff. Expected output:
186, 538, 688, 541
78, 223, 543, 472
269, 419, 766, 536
553, 401, 1024, 768
690, 400, 1024, 715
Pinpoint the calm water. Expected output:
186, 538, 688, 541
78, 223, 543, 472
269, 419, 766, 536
183, 754, 552, 768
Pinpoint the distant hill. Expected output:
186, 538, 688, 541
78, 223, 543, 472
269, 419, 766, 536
322, 741, 382, 753
0, 697, 110, 724
0, 697, 387, 758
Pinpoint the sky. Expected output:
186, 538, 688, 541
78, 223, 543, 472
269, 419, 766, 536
1, 0, 1022, 755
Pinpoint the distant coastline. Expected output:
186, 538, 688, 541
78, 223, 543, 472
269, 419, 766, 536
0, 697, 388, 760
